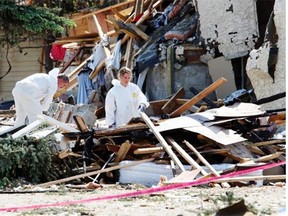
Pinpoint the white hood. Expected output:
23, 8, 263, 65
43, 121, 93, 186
48, 68, 60, 80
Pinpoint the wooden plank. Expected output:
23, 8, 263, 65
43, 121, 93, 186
111, 8, 127, 21
37, 114, 79, 133
92, 14, 111, 58
129, 23, 149, 41
140, 112, 186, 172
72, 0, 136, 22
36, 158, 154, 187
184, 140, 230, 188
12, 119, 44, 139
245, 145, 265, 156
114, 140, 132, 162
261, 145, 286, 161
166, 137, 207, 176
121, 0, 163, 44
218, 142, 254, 162
134, 146, 164, 154
170, 77, 227, 117
241, 152, 284, 165
73, 115, 89, 132
89, 60, 106, 80
161, 87, 185, 114
60, 48, 82, 74
250, 139, 286, 147
134, 0, 142, 19
58, 150, 82, 159
164, 169, 201, 184
125, 38, 133, 68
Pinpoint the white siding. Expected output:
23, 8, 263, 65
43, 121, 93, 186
0, 39, 44, 102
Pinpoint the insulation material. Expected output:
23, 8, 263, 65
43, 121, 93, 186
197, 0, 259, 59
246, 0, 285, 110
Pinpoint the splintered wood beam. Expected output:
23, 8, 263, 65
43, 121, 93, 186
122, 0, 163, 44
184, 140, 230, 188
12, 120, 44, 139
36, 158, 154, 187
125, 38, 133, 68
241, 152, 284, 165
250, 139, 286, 147
73, 115, 89, 132
140, 112, 186, 172
60, 48, 82, 74
72, 0, 136, 22
89, 60, 106, 80
68, 59, 90, 79
134, 146, 164, 154
170, 77, 227, 117
161, 87, 185, 114
134, 0, 143, 19
92, 14, 111, 58
135, 0, 163, 26
166, 137, 207, 175
111, 8, 127, 22
114, 140, 132, 162
37, 114, 79, 133
129, 23, 149, 41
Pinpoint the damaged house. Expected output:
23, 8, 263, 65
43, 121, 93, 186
0, 0, 285, 188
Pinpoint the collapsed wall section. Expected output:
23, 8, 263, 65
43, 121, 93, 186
197, 0, 259, 59
246, 0, 285, 110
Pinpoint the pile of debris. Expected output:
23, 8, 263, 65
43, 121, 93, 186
0, 0, 285, 189
0, 82, 285, 188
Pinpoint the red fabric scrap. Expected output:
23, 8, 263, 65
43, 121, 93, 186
50, 44, 66, 61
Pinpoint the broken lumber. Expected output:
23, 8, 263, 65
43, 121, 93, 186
92, 14, 111, 58
12, 119, 44, 139
73, 115, 90, 132
37, 114, 79, 133
140, 112, 186, 172
170, 77, 227, 117
184, 140, 230, 188
36, 158, 154, 187
161, 87, 185, 114
250, 139, 286, 147
166, 137, 207, 176
134, 146, 164, 154
114, 140, 132, 162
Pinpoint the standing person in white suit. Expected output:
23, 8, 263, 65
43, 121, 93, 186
12, 68, 69, 127
105, 67, 149, 128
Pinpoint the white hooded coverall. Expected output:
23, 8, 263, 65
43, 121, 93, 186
12, 70, 58, 127
105, 80, 149, 127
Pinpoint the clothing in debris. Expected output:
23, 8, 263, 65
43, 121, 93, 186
77, 41, 107, 104
105, 67, 149, 128
77, 64, 95, 104
12, 68, 68, 127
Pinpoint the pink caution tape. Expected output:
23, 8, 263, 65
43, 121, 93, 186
0, 161, 285, 212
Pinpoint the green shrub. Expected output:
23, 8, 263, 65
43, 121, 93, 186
0, 136, 53, 188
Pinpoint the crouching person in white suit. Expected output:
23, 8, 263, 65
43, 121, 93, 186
12, 69, 69, 127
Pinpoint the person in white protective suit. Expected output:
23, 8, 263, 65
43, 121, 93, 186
105, 67, 149, 128
12, 68, 69, 127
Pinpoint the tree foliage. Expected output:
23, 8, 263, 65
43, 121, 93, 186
0, 136, 53, 188
0, 0, 75, 48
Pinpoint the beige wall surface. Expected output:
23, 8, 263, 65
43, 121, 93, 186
0, 40, 43, 102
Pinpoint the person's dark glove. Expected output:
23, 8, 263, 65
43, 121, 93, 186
138, 104, 146, 113
108, 123, 116, 129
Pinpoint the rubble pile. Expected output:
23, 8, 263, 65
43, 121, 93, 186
0, 0, 285, 189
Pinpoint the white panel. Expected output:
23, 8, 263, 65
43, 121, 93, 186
198, 0, 258, 59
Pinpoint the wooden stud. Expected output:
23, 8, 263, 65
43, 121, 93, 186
140, 112, 186, 172
170, 77, 227, 117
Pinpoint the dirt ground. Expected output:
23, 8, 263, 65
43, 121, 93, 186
0, 183, 286, 216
